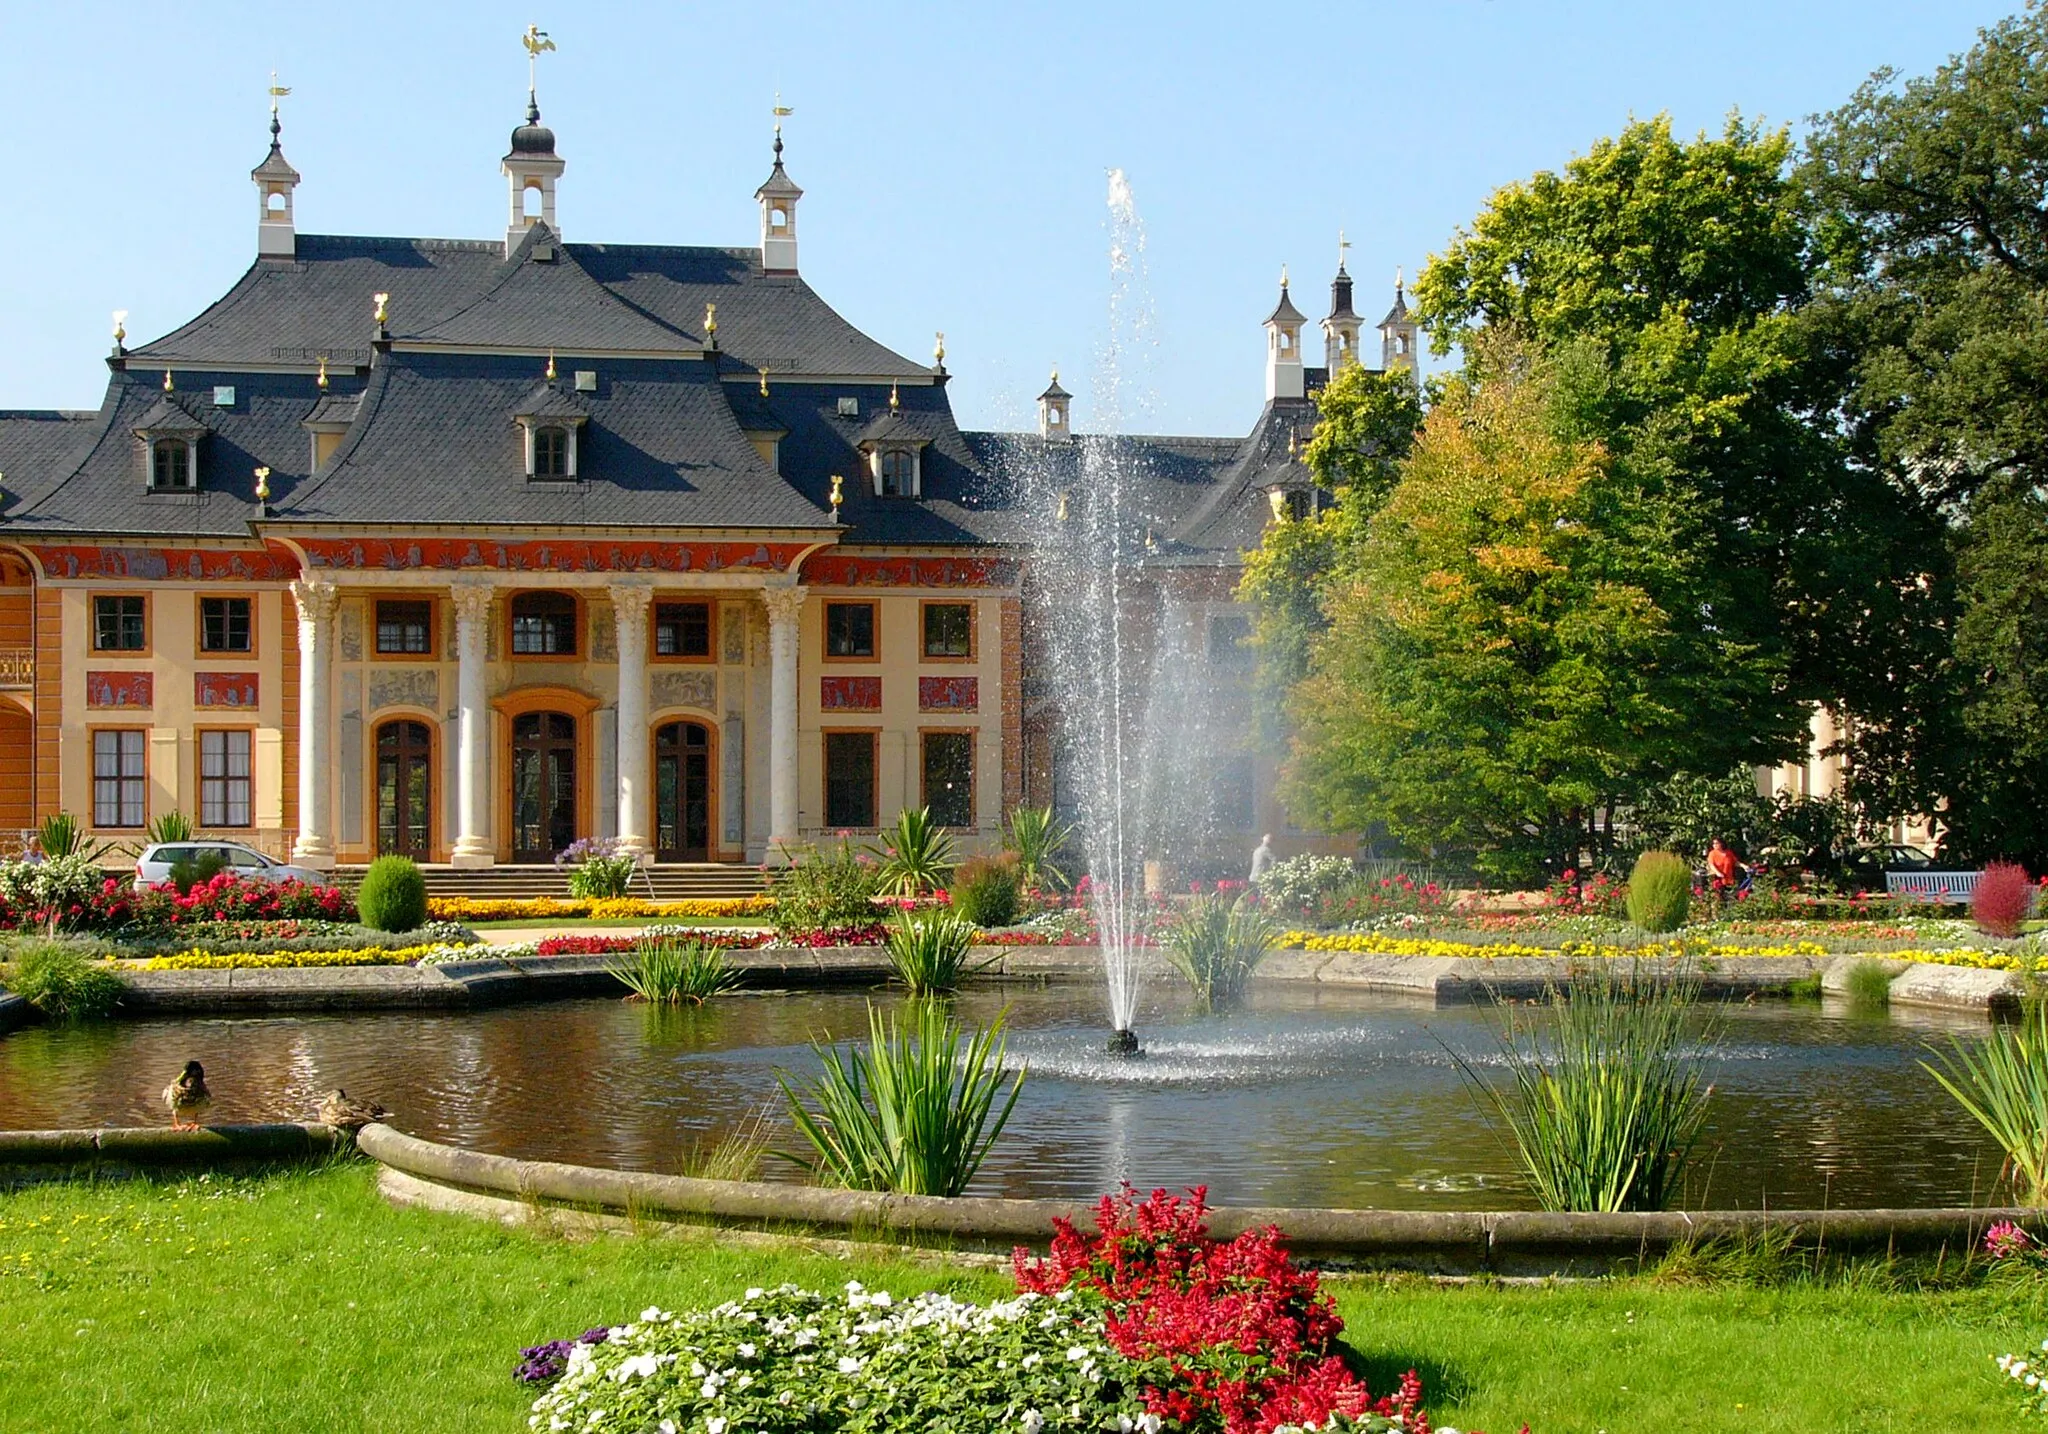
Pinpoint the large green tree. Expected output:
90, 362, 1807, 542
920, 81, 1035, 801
1283, 342, 1782, 880
1801, 4, 2048, 863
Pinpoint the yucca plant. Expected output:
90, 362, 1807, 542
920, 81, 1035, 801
778, 999, 1024, 1196
1004, 804, 1073, 891
1924, 1002, 2048, 1205
868, 807, 957, 896
1162, 892, 1280, 1009
1453, 964, 1716, 1212
609, 938, 741, 1006
36, 812, 110, 863
883, 909, 989, 994
144, 810, 194, 845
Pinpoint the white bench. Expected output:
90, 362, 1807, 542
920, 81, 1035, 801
1885, 871, 1979, 905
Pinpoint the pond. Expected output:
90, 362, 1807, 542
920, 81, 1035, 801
0, 983, 2008, 1210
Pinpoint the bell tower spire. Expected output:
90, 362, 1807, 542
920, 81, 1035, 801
1263, 267, 1307, 402
252, 74, 301, 259
756, 97, 803, 274
1322, 232, 1362, 373
503, 27, 565, 257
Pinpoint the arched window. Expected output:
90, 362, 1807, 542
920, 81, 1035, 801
533, 426, 571, 479
510, 590, 578, 656
878, 450, 914, 497
150, 439, 192, 490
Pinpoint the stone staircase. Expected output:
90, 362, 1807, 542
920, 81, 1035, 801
333, 863, 767, 901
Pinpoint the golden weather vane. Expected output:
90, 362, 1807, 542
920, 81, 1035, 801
523, 25, 556, 90
268, 70, 291, 114
1338, 229, 1350, 269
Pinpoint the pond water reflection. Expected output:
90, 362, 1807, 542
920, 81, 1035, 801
0, 984, 2007, 1210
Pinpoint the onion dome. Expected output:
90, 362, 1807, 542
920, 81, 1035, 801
508, 92, 556, 158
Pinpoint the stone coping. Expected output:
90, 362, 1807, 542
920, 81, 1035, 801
0, 1122, 348, 1174
355, 1123, 2030, 1276
0, 989, 27, 1034
66, 946, 2013, 1016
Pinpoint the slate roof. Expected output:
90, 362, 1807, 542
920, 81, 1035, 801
0, 409, 105, 517
278, 351, 831, 529
1165, 398, 1323, 559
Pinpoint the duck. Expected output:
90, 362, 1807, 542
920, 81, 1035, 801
162, 1061, 211, 1131
317, 1089, 391, 1131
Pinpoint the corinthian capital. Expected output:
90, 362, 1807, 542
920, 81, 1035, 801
448, 581, 496, 627
760, 584, 808, 627
288, 578, 339, 627
607, 580, 654, 631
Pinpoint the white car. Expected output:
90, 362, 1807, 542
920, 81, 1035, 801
134, 841, 331, 889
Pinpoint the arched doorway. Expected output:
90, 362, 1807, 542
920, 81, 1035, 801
375, 720, 433, 859
654, 721, 711, 862
512, 711, 577, 861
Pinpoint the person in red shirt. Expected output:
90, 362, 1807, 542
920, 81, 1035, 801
1707, 838, 1741, 886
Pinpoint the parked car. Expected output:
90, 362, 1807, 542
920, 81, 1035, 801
1838, 843, 1938, 892
134, 841, 330, 889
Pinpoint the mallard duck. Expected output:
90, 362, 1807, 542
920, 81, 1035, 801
317, 1088, 390, 1131
162, 1061, 211, 1130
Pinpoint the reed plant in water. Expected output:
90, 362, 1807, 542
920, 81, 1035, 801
1453, 963, 1716, 1212
1923, 1002, 2048, 1205
777, 999, 1025, 1196
1162, 892, 1280, 1009
883, 909, 987, 993
609, 938, 740, 1006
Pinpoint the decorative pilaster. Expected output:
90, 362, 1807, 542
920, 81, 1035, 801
289, 579, 339, 867
609, 582, 654, 862
761, 584, 807, 858
449, 582, 497, 868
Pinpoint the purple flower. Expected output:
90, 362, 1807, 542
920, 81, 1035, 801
1986, 1220, 2035, 1260
513, 1327, 612, 1384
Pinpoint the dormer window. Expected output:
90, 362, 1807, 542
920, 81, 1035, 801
878, 450, 914, 497
534, 426, 572, 479
150, 439, 194, 491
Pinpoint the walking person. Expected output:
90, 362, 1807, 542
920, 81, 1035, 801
1250, 833, 1277, 885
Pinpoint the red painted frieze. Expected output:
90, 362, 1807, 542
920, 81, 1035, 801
297, 537, 810, 574
821, 676, 883, 711
30, 546, 298, 582
918, 676, 978, 712
800, 553, 1018, 589
194, 672, 260, 709
86, 671, 153, 709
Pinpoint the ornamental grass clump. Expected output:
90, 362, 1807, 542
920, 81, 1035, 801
1973, 861, 2036, 939
1924, 1000, 2048, 1205
1455, 964, 1716, 1212
882, 909, 986, 993
354, 855, 427, 933
1163, 892, 1280, 1009
778, 998, 1023, 1196
1004, 803, 1073, 890
1626, 850, 1692, 933
608, 937, 741, 1006
949, 851, 1022, 928
868, 806, 958, 896
1, 938, 125, 1021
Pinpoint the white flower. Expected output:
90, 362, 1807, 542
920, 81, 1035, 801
777, 1391, 794, 1407
1066, 1345, 1089, 1362
641, 1306, 666, 1323
870, 1290, 892, 1307
706, 1419, 728, 1434
1020, 1412, 1045, 1434
745, 1287, 764, 1299
1139, 1416, 1163, 1434
659, 1423, 677, 1434
837, 1356, 862, 1374
736, 1343, 756, 1360
1021, 1353, 1042, 1369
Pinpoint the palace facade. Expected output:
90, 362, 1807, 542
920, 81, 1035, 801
0, 85, 1414, 869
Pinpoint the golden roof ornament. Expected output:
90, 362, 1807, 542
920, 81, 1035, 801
888, 382, 899, 411
703, 302, 717, 341
316, 355, 329, 390
373, 292, 390, 326
1268, 488, 1289, 523
758, 367, 770, 397
253, 466, 271, 502
163, 370, 174, 393
934, 331, 946, 367
545, 350, 557, 382
111, 310, 127, 347
829, 474, 844, 520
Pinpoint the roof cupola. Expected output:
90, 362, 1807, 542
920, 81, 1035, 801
1264, 267, 1306, 402
503, 27, 565, 257
252, 76, 301, 259
1379, 269, 1418, 386
1322, 233, 1363, 373
755, 102, 802, 275
1038, 369, 1072, 441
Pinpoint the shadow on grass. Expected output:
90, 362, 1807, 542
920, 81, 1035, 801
1341, 1342, 1474, 1408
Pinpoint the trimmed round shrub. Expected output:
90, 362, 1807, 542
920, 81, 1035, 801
1972, 860, 2035, 939
1626, 850, 1692, 933
949, 852, 1021, 928
356, 855, 428, 933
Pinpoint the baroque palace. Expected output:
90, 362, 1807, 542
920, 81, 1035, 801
0, 77, 1415, 871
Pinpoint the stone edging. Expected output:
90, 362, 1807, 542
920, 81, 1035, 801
80, 945, 2015, 1016
0, 989, 27, 1034
0, 1122, 348, 1173
355, 1123, 2029, 1275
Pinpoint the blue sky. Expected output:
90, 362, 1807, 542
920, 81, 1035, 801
0, 1, 2016, 437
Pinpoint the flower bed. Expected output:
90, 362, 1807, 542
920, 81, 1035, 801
1280, 929, 2047, 971
424, 895, 775, 923
136, 943, 473, 970
522, 1188, 1498, 1434
534, 929, 768, 956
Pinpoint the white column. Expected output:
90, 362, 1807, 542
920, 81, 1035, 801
290, 579, 339, 867
449, 582, 496, 868
610, 581, 653, 862
761, 584, 806, 857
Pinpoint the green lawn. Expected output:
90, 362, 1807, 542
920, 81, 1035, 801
0, 1164, 2037, 1432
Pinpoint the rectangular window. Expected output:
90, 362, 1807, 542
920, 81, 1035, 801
922, 602, 973, 659
922, 731, 975, 828
93, 595, 147, 652
92, 729, 147, 828
654, 601, 712, 658
823, 731, 878, 828
825, 602, 876, 659
199, 730, 252, 828
199, 596, 251, 654
510, 594, 578, 656
375, 600, 434, 656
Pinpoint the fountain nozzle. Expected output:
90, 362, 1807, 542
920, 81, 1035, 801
1106, 1028, 1143, 1058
